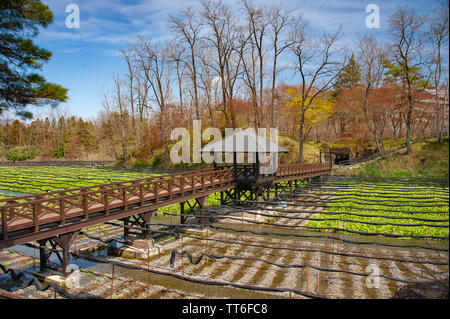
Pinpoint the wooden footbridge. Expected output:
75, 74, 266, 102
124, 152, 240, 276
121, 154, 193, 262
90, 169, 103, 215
0, 163, 331, 274
0, 130, 332, 275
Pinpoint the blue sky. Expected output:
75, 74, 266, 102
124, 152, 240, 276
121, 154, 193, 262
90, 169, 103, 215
32, 0, 438, 120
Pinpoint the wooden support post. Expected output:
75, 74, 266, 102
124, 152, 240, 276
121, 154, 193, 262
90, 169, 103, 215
104, 190, 109, 216
138, 211, 155, 240
33, 198, 41, 233
37, 239, 49, 273
37, 231, 79, 276
52, 232, 78, 276
196, 196, 208, 226
123, 217, 129, 238
180, 202, 185, 224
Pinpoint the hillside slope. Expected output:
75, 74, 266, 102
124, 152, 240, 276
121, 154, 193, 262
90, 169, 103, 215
334, 137, 449, 179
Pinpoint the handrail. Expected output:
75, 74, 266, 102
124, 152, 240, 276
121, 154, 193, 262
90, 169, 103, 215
2, 168, 232, 208
0, 167, 217, 205
277, 162, 332, 177
0, 169, 234, 235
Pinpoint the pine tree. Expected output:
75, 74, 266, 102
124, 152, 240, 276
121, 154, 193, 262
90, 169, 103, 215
0, 0, 68, 119
331, 53, 361, 99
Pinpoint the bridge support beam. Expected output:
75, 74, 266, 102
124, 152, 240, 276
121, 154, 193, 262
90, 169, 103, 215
255, 184, 272, 202
180, 196, 208, 225
37, 231, 80, 277
220, 184, 273, 205
220, 189, 236, 205
121, 210, 155, 240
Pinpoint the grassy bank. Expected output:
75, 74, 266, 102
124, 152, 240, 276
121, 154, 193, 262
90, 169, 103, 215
335, 137, 449, 179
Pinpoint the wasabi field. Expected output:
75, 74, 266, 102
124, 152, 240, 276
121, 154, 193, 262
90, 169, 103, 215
0, 164, 448, 299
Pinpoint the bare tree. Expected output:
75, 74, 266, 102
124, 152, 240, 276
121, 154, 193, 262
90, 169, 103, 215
268, 5, 293, 128
101, 74, 131, 160
169, 8, 202, 120
198, 45, 218, 126
427, 2, 449, 143
133, 38, 173, 164
201, 0, 242, 128
389, 6, 426, 154
167, 41, 186, 114
290, 17, 344, 162
357, 34, 387, 151
120, 49, 135, 130
237, 18, 259, 128
240, 0, 270, 127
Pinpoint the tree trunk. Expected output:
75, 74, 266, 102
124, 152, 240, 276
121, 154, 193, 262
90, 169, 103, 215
405, 103, 413, 154
435, 86, 441, 143
298, 113, 305, 162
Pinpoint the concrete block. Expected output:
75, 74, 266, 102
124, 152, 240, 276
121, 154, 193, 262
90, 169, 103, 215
131, 239, 155, 250
108, 240, 161, 260
45, 275, 66, 285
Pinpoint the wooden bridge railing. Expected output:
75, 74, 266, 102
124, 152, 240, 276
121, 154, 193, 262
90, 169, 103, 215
0, 167, 217, 205
1, 168, 234, 240
277, 162, 332, 178
215, 162, 333, 180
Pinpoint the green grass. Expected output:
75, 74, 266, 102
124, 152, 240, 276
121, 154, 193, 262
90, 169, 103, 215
336, 137, 449, 180
277, 137, 322, 163
306, 181, 449, 239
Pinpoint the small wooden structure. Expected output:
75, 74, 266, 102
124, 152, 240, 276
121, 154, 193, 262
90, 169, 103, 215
320, 144, 351, 165
329, 147, 351, 165
201, 129, 289, 202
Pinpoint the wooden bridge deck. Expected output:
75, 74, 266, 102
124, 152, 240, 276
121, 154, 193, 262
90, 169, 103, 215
0, 163, 331, 249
